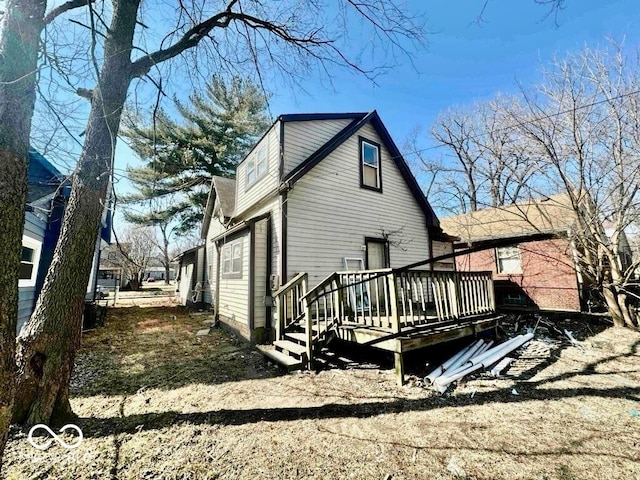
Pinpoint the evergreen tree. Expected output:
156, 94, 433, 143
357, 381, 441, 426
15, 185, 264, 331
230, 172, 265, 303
122, 76, 271, 234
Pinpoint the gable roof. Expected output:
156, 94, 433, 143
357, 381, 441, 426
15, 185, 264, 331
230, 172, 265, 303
200, 175, 236, 238
27, 149, 66, 203
440, 193, 578, 246
283, 110, 440, 228
212, 176, 236, 217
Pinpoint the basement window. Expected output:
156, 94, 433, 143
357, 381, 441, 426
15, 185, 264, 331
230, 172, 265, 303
496, 246, 521, 274
359, 137, 382, 192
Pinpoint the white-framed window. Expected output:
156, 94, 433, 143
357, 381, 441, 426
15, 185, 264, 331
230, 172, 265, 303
496, 246, 522, 274
246, 145, 267, 188
222, 239, 243, 278
360, 137, 381, 191
19, 235, 42, 287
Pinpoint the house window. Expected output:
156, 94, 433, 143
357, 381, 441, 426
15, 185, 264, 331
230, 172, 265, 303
246, 145, 267, 188
360, 137, 381, 191
222, 239, 243, 278
19, 236, 42, 287
496, 246, 521, 274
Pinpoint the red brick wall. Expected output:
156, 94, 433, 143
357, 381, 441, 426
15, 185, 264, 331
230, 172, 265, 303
455, 238, 582, 311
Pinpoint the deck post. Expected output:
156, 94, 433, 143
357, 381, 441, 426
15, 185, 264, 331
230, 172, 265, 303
448, 275, 460, 319
388, 273, 404, 385
388, 272, 400, 334
487, 273, 496, 311
302, 275, 314, 370
394, 350, 405, 386
275, 294, 283, 341
333, 275, 343, 321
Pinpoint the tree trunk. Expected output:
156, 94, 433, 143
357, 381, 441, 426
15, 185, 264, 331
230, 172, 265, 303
0, 0, 45, 466
13, 0, 141, 426
602, 285, 637, 328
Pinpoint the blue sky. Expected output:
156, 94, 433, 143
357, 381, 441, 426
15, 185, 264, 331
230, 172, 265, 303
114, 0, 640, 221
265, 0, 640, 148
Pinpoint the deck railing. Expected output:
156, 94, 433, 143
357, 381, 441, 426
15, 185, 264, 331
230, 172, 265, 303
337, 269, 495, 331
274, 269, 495, 368
273, 272, 307, 341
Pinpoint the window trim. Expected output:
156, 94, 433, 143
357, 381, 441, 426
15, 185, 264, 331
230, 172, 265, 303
495, 245, 522, 275
245, 144, 268, 191
359, 136, 382, 193
19, 235, 42, 287
222, 239, 243, 279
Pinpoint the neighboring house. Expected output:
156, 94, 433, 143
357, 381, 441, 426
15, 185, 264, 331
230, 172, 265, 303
175, 245, 205, 306
144, 259, 177, 282
196, 111, 455, 342
19, 150, 110, 333
440, 193, 614, 312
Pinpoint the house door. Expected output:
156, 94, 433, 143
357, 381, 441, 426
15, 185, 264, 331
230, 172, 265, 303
365, 239, 389, 314
366, 239, 389, 270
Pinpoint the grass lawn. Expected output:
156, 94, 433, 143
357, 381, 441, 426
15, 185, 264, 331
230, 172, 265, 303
3, 306, 639, 480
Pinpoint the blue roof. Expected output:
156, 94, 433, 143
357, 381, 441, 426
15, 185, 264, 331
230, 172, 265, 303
27, 149, 66, 203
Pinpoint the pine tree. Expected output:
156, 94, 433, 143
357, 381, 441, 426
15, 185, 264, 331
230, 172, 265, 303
122, 76, 271, 234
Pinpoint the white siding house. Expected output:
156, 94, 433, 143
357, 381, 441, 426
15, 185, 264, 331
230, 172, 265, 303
195, 111, 452, 343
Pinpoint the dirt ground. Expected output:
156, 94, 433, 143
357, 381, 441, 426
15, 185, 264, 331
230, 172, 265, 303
3, 306, 639, 480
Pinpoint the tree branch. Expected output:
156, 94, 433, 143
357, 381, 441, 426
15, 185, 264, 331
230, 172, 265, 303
130, 0, 333, 79
44, 0, 95, 25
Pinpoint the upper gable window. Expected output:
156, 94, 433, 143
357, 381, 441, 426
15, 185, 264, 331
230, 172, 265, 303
359, 137, 382, 192
246, 145, 267, 189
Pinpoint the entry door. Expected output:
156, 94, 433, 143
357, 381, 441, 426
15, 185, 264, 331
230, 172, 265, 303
366, 239, 389, 314
366, 239, 389, 269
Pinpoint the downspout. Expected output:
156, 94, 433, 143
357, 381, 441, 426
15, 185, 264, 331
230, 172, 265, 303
249, 221, 256, 334
214, 243, 221, 321
279, 119, 288, 285
265, 216, 273, 335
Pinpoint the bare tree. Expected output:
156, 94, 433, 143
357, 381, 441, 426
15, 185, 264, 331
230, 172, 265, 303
417, 96, 536, 214
506, 43, 640, 328
11, 0, 427, 426
0, 0, 47, 464
114, 227, 157, 291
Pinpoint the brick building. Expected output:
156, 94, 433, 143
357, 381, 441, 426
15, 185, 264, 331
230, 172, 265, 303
441, 194, 585, 312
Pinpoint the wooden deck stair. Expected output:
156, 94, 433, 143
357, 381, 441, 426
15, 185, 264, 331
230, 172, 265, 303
261, 268, 499, 385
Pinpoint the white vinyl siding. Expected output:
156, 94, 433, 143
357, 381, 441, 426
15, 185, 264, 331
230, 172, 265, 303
204, 208, 227, 307
283, 119, 352, 175
286, 122, 431, 286
432, 240, 455, 271
235, 124, 279, 216
218, 233, 250, 326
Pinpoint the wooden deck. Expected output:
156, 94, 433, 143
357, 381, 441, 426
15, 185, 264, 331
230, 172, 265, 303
271, 268, 502, 385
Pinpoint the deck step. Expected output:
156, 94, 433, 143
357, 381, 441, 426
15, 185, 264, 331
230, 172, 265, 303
274, 339, 307, 357
284, 332, 307, 344
256, 345, 304, 371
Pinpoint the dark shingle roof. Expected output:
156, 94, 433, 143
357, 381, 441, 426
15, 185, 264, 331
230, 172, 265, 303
212, 176, 236, 218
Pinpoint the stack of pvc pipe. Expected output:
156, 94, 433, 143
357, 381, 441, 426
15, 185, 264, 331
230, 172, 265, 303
426, 333, 534, 394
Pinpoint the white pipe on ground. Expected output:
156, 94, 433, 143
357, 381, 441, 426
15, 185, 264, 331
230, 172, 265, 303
465, 334, 529, 368
434, 333, 534, 393
490, 357, 514, 377
424, 340, 481, 384
444, 340, 488, 377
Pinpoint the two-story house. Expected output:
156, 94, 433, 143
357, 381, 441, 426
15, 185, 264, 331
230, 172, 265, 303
191, 111, 458, 341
